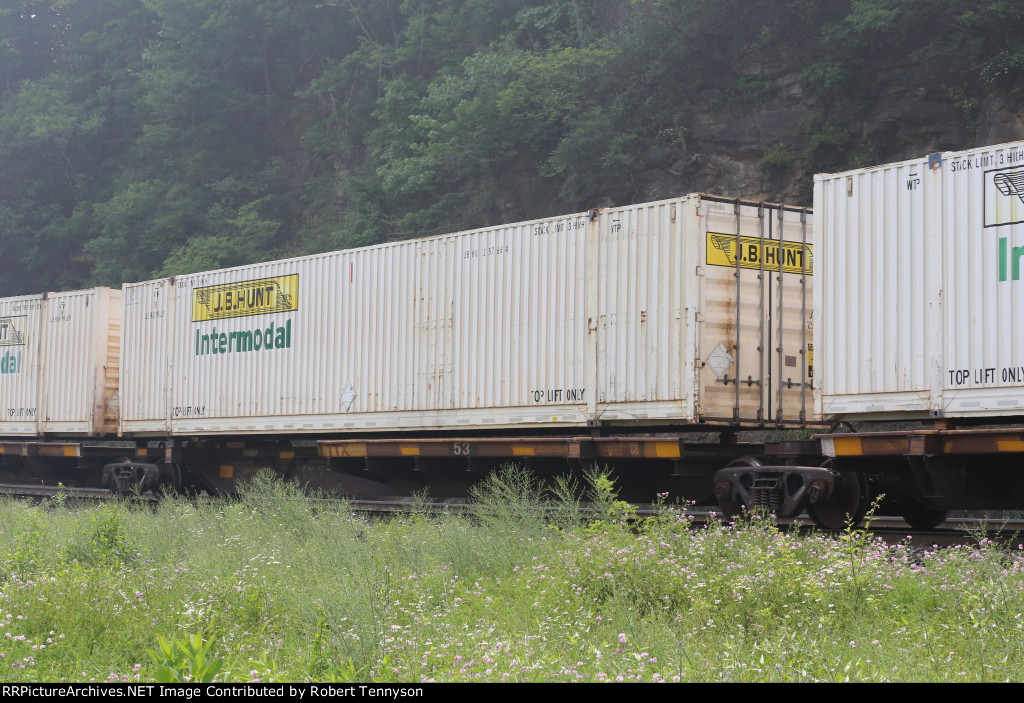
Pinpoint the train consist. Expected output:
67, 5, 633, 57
2, 140, 1024, 528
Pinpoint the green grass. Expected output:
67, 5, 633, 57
0, 468, 1023, 682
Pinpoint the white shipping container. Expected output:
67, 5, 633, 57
815, 139, 1024, 419
0, 294, 44, 436
0, 288, 121, 436
121, 195, 813, 436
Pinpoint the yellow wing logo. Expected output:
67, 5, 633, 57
709, 234, 739, 266
706, 233, 812, 275
0, 316, 27, 346
994, 170, 1024, 203
192, 274, 299, 322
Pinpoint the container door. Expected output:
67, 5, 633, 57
697, 199, 813, 424
770, 208, 814, 424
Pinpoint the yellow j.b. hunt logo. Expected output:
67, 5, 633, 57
706, 233, 813, 275
192, 274, 299, 322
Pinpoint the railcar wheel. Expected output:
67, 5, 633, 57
156, 460, 184, 496
807, 464, 869, 530
899, 499, 949, 530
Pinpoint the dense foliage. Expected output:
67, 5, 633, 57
1, 0, 1022, 294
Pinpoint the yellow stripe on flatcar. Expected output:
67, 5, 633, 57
654, 442, 680, 458
512, 446, 535, 456
399, 446, 420, 456
64, 446, 77, 457
220, 465, 234, 478
321, 442, 366, 458
831, 437, 864, 456
279, 451, 294, 459
135, 448, 147, 457
996, 440, 1024, 452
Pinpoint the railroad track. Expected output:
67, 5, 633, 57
2, 482, 1020, 547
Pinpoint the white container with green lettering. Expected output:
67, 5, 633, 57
814, 139, 1024, 419
121, 195, 814, 436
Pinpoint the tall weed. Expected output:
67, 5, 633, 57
1, 473, 1024, 681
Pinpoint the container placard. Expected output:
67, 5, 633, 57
706, 233, 813, 275
192, 274, 299, 322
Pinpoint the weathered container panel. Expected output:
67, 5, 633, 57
0, 295, 44, 435
596, 199, 693, 418
942, 141, 1024, 416
694, 198, 813, 424
122, 195, 813, 436
0, 288, 120, 436
121, 280, 171, 432
815, 139, 1024, 419
40, 288, 122, 435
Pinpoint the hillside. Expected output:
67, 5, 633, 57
1, 0, 1022, 294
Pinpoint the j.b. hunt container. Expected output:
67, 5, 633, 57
814, 139, 1024, 419
120, 194, 813, 436
0, 288, 121, 436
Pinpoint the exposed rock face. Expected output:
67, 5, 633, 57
977, 92, 1024, 146
613, 72, 1024, 210
481, 38, 1024, 223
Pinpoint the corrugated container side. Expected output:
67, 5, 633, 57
816, 139, 1024, 419
815, 155, 944, 417
121, 280, 170, 432
942, 141, 1024, 416
0, 288, 120, 436
140, 213, 594, 435
449, 214, 588, 421
121, 194, 813, 436
0, 295, 44, 435
39, 288, 122, 435
597, 199, 694, 420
